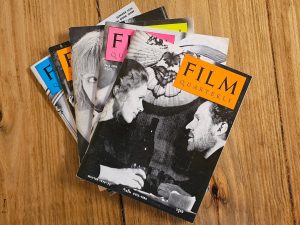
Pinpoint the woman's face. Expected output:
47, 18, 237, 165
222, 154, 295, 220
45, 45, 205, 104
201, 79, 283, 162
117, 83, 147, 123
82, 73, 97, 101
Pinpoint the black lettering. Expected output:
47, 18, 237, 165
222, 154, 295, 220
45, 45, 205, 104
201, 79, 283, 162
218, 77, 238, 95
113, 33, 123, 48
127, 35, 131, 49
64, 52, 71, 67
196, 67, 205, 81
183, 62, 197, 76
205, 71, 214, 87
43, 65, 54, 80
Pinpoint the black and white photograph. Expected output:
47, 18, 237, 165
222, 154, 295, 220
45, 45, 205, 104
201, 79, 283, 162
77, 31, 250, 222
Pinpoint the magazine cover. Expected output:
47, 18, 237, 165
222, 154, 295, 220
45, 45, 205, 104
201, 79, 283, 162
30, 56, 77, 141
77, 31, 251, 222
92, 22, 228, 128
70, 21, 198, 159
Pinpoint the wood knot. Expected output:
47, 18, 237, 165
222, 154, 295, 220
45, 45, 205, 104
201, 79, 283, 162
210, 181, 228, 204
211, 184, 219, 198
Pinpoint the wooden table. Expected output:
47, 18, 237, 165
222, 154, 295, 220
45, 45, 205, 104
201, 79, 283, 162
0, 0, 299, 224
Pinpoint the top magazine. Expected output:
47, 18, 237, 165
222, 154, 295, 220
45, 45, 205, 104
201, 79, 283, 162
77, 31, 251, 222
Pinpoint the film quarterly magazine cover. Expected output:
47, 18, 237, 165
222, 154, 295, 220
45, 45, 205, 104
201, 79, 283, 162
77, 31, 251, 222
69, 8, 170, 159
30, 56, 77, 141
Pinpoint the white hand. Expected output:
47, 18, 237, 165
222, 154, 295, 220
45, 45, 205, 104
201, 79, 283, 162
99, 166, 146, 189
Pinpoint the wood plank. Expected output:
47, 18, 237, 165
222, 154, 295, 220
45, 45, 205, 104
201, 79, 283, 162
267, 0, 300, 224
0, 1, 122, 225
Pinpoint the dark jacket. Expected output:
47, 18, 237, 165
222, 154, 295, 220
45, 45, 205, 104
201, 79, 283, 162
77, 118, 134, 179
178, 148, 223, 212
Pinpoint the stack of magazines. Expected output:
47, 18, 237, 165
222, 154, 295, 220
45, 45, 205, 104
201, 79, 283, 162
30, 2, 251, 222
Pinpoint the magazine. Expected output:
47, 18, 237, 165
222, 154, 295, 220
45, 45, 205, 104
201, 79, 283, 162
77, 31, 251, 222
30, 56, 77, 141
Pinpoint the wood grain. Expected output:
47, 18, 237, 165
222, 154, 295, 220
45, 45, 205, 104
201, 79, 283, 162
0, 0, 299, 225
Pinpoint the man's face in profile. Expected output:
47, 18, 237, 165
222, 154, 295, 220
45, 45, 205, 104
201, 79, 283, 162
185, 101, 217, 153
